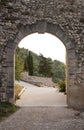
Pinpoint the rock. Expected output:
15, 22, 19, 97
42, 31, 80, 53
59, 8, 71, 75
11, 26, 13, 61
21, 72, 56, 87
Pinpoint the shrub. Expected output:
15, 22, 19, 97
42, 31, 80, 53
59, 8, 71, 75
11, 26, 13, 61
58, 80, 66, 92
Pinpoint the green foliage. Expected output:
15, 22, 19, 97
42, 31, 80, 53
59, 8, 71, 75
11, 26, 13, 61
15, 47, 66, 83
16, 47, 29, 63
21, 49, 39, 76
58, 80, 66, 92
24, 57, 28, 71
31, 52, 40, 76
0, 101, 19, 121
33, 58, 39, 75
52, 60, 66, 83
39, 54, 52, 77
15, 51, 24, 80
27, 51, 33, 75
16, 47, 29, 71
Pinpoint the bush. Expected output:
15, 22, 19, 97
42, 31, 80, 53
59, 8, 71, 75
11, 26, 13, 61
58, 80, 66, 92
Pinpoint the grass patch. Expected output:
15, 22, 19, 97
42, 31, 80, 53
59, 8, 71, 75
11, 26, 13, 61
0, 101, 19, 121
15, 84, 24, 100
0, 84, 23, 121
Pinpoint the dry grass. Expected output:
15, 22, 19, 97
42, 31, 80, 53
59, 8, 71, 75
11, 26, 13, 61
15, 84, 24, 100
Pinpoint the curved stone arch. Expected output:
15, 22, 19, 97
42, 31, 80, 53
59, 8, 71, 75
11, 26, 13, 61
5, 20, 77, 107
0, 0, 83, 109
14, 21, 75, 50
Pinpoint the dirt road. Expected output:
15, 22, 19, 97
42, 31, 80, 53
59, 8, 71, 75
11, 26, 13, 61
0, 81, 84, 130
15, 81, 67, 107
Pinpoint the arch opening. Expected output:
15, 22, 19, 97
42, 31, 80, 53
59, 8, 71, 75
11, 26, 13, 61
5, 20, 77, 108
15, 32, 67, 106
19, 32, 66, 64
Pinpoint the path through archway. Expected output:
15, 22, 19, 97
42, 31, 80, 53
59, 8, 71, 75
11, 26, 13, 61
5, 20, 78, 108
15, 32, 66, 106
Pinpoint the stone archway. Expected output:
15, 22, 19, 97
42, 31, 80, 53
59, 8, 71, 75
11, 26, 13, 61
5, 20, 77, 108
0, 1, 84, 109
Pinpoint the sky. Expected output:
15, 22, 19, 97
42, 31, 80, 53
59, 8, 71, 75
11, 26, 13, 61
19, 33, 66, 64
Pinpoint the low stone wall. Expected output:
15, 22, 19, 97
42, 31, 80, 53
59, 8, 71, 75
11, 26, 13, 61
21, 72, 56, 87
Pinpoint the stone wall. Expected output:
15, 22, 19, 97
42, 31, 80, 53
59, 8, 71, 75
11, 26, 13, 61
0, 0, 84, 109
21, 72, 56, 87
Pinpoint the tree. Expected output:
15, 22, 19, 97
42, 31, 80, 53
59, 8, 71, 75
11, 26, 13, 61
24, 56, 28, 71
39, 54, 52, 77
45, 58, 53, 77
27, 51, 33, 75
15, 51, 23, 80
52, 60, 66, 83
30, 51, 40, 76
15, 47, 66, 82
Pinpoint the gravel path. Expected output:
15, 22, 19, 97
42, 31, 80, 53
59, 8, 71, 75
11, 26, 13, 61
15, 81, 67, 107
0, 81, 83, 130
0, 107, 84, 130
